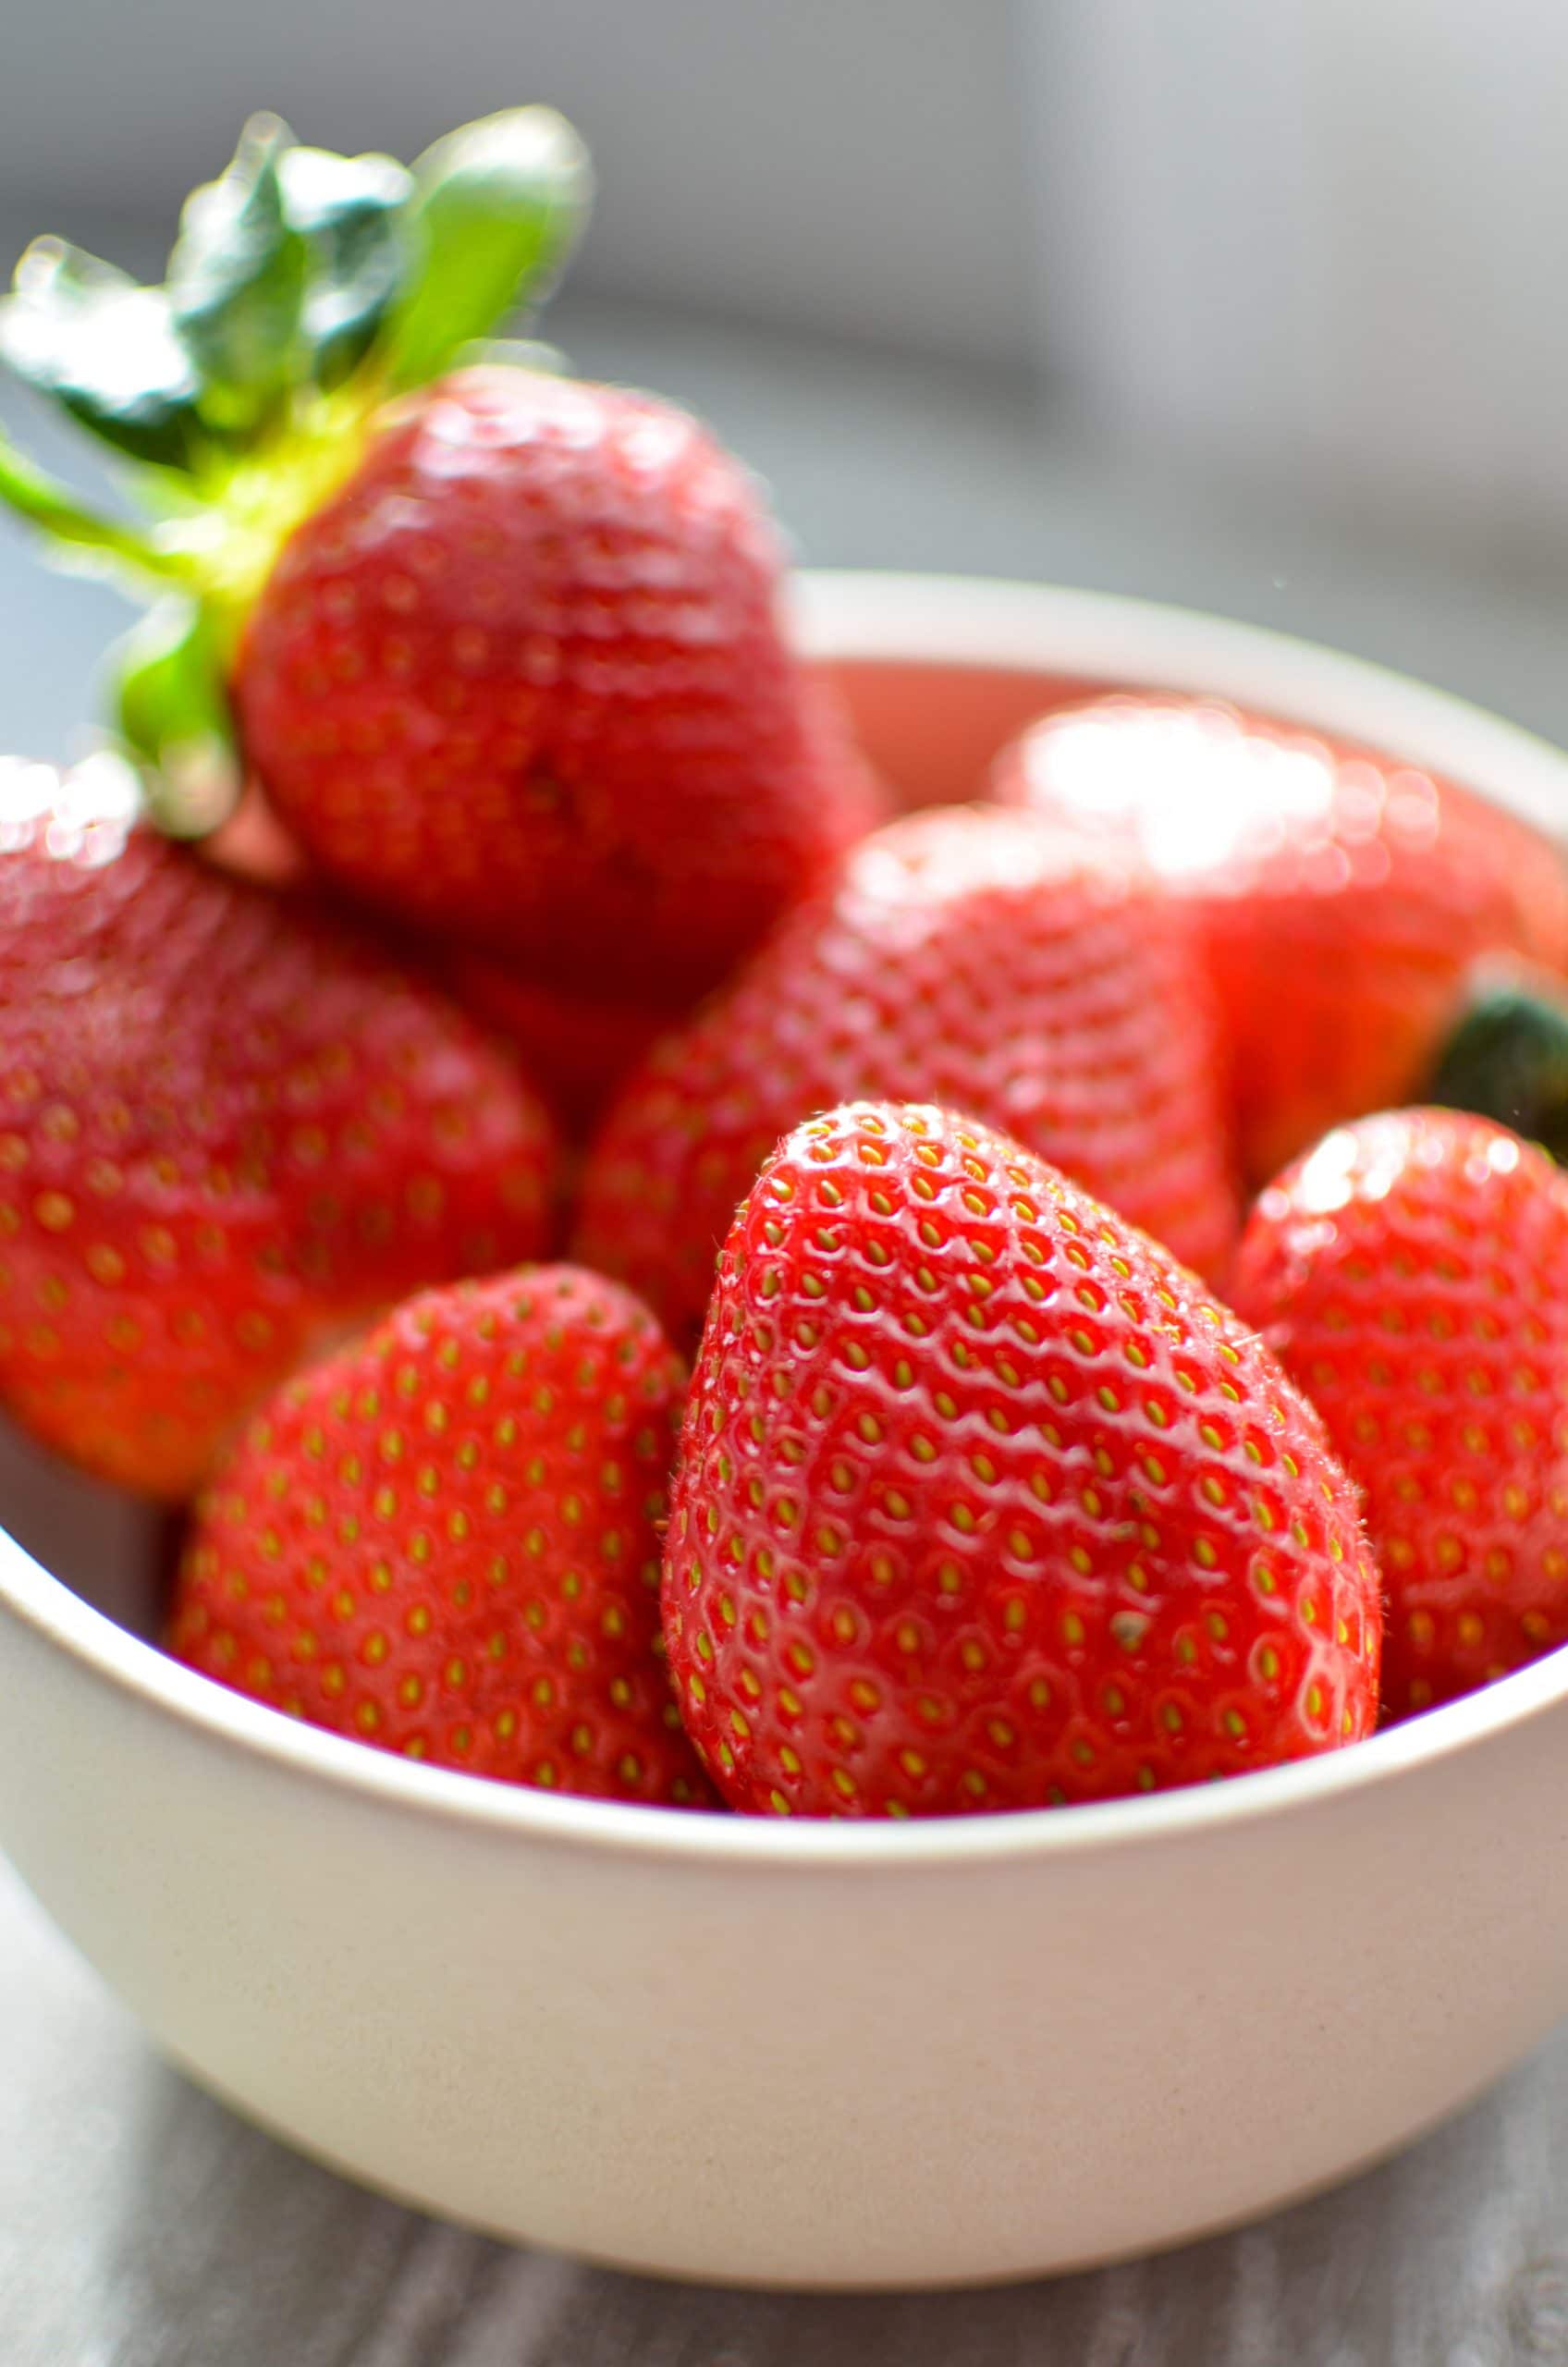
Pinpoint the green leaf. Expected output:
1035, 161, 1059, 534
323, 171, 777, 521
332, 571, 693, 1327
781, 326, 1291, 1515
0, 238, 202, 470
279, 144, 414, 389
0, 418, 197, 588
1427, 964, 1568, 1163
112, 599, 240, 836
166, 114, 309, 431
380, 106, 591, 393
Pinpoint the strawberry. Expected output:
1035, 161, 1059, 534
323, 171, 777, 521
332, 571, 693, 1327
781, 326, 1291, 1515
187, 794, 664, 1138
0, 113, 877, 1000
170, 1265, 713, 1803
574, 804, 1238, 1349
994, 694, 1568, 1183
0, 754, 557, 1500
1231, 1108, 1568, 1720
663, 1101, 1379, 1817
236, 370, 878, 999
443, 953, 668, 1140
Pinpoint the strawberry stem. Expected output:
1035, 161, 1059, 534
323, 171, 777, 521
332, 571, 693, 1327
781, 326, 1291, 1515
0, 103, 593, 834
113, 598, 241, 836
0, 424, 198, 590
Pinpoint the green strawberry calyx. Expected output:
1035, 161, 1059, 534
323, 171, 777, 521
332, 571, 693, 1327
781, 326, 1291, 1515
0, 106, 592, 833
1427, 957, 1568, 1164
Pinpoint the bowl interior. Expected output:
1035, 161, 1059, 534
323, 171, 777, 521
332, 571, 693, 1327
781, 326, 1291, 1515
8, 572, 1568, 1848
0, 1415, 168, 1642
818, 654, 1108, 810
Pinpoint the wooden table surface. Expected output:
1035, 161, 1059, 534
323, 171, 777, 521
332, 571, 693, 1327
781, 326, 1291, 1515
8, 289, 1568, 2364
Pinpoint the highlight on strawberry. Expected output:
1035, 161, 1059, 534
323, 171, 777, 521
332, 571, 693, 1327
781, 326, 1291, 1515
0, 107, 877, 1008
663, 1102, 1381, 1817
995, 693, 1568, 1184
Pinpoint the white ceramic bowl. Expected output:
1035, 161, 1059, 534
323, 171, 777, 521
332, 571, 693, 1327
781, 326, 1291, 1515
5, 571, 1568, 2292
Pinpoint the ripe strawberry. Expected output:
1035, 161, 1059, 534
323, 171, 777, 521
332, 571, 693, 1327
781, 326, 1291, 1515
0, 754, 557, 1501
0, 115, 877, 1001
185, 793, 665, 1140
444, 952, 668, 1139
995, 694, 1568, 1183
170, 1265, 713, 1803
1231, 1108, 1568, 1720
237, 370, 879, 999
664, 1102, 1379, 1817
574, 805, 1238, 1349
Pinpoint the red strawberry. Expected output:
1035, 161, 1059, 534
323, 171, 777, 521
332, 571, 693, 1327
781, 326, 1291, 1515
1231, 1108, 1568, 1719
237, 370, 879, 999
0, 117, 878, 1001
574, 805, 1238, 1348
171, 1265, 712, 1802
995, 694, 1568, 1183
444, 953, 667, 1140
0, 755, 557, 1500
663, 1101, 1379, 1817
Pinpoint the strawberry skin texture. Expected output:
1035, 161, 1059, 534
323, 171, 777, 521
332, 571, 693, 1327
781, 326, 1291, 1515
995, 695, 1568, 1184
0, 758, 558, 1501
445, 953, 667, 1140
234, 367, 880, 1001
574, 805, 1238, 1351
170, 1265, 714, 1803
663, 1102, 1379, 1818
1231, 1108, 1568, 1719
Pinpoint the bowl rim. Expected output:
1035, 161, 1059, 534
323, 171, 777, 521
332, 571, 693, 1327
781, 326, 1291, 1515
8, 564, 1568, 1876
790, 570, 1568, 840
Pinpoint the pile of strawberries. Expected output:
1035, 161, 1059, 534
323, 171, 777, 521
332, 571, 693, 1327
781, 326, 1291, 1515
4, 110, 1568, 1821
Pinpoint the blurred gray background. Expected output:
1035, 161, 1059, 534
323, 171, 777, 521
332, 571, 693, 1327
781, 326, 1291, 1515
6, 0, 1568, 768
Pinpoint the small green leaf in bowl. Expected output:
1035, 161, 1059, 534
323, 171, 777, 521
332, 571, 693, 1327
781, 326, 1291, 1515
1427, 962, 1568, 1164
